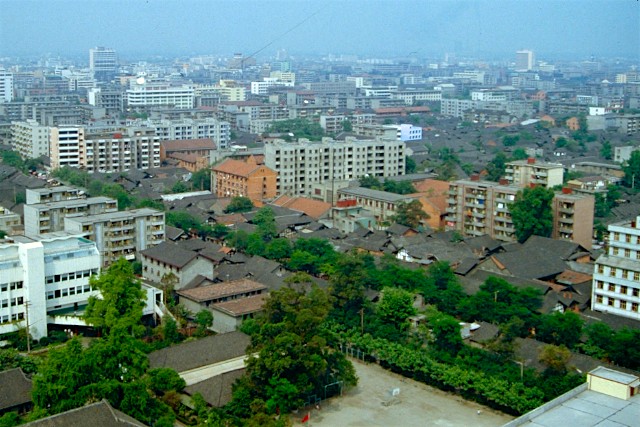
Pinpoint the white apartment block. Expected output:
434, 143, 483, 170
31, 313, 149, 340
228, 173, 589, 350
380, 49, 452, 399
395, 124, 422, 141
126, 81, 194, 109
26, 186, 86, 205
504, 158, 564, 188
64, 208, 165, 267
138, 118, 230, 149
592, 216, 640, 321
89, 47, 117, 82
24, 196, 118, 236
11, 119, 51, 159
50, 126, 84, 169
264, 137, 406, 196
250, 77, 295, 95
0, 69, 14, 103
83, 128, 161, 173
391, 89, 442, 105
0, 234, 101, 340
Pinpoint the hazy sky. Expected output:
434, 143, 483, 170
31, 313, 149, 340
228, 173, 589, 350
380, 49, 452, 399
1, 0, 638, 60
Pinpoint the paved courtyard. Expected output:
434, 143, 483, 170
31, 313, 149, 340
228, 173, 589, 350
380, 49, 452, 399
294, 360, 514, 427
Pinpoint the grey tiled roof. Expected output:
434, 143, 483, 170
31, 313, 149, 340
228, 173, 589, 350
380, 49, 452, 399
22, 400, 146, 426
149, 331, 250, 373
0, 368, 32, 411
140, 241, 197, 268
184, 368, 246, 407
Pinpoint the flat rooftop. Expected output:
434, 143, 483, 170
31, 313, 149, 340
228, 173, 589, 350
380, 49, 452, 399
513, 389, 639, 427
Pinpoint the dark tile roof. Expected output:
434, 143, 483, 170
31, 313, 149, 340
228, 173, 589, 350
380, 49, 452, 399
184, 369, 245, 407
149, 331, 250, 373
492, 239, 569, 280
0, 368, 32, 411
22, 399, 146, 426
469, 322, 500, 344
140, 241, 197, 269
165, 225, 186, 241
213, 256, 290, 290
178, 279, 267, 303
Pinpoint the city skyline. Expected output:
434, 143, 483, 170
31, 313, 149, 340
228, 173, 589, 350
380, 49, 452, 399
1, 0, 638, 60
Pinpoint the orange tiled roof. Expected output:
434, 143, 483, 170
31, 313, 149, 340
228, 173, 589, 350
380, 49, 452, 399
212, 158, 262, 177
272, 196, 331, 219
162, 138, 216, 152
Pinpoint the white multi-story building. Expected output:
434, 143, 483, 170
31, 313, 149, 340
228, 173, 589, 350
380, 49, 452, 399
64, 208, 165, 267
0, 68, 14, 103
50, 126, 84, 169
516, 50, 535, 71
592, 216, 640, 320
391, 89, 442, 105
11, 119, 51, 159
83, 128, 161, 172
126, 79, 194, 109
250, 77, 295, 95
0, 234, 101, 340
24, 196, 118, 236
394, 124, 422, 141
138, 118, 230, 149
264, 137, 406, 196
26, 187, 86, 205
89, 47, 117, 83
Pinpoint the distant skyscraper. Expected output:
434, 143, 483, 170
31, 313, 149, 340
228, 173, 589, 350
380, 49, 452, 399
0, 68, 14, 102
89, 47, 117, 83
515, 50, 534, 71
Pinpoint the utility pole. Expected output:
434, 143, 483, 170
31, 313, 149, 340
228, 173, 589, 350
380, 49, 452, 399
360, 308, 364, 334
25, 300, 31, 354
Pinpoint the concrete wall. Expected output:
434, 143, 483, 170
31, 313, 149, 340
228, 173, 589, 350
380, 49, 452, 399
588, 375, 631, 400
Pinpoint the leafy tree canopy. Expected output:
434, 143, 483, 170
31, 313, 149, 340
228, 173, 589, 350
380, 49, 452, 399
224, 196, 254, 213
509, 186, 554, 243
394, 200, 429, 228
267, 118, 325, 141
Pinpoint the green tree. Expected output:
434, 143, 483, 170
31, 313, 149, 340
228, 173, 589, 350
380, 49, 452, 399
537, 311, 584, 349
509, 186, 554, 243
84, 259, 146, 336
377, 287, 416, 330
264, 238, 292, 261
405, 156, 417, 173
511, 148, 528, 160
253, 207, 277, 241
539, 344, 571, 373
429, 311, 462, 355
161, 317, 181, 344
359, 175, 382, 189
166, 211, 200, 233
485, 152, 508, 182
171, 180, 190, 193
393, 200, 429, 228
622, 150, 640, 189
195, 310, 214, 336
225, 196, 254, 213
600, 140, 612, 160
190, 168, 211, 191
341, 119, 353, 132
267, 118, 325, 141
230, 285, 356, 419
502, 135, 520, 147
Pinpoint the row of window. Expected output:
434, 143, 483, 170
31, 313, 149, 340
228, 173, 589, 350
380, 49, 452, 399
46, 284, 93, 300
45, 269, 99, 284
595, 281, 640, 297
610, 247, 640, 259
0, 281, 24, 293
596, 265, 640, 280
0, 312, 24, 324
595, 295, 640, 312
1, 297, 24, 308
611, 232, 639, 244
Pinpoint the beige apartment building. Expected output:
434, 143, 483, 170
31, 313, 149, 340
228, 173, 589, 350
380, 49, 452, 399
504, 158, 564, 188
446, 179, 594, 247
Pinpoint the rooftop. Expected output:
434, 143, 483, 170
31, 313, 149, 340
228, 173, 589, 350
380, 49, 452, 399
338, 186, 414, 203
177, 278, 267, 302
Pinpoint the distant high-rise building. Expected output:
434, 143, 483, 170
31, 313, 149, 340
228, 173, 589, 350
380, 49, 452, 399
89, 47, 117, 83
0, 68, 14, 103
515, 50, 535, 71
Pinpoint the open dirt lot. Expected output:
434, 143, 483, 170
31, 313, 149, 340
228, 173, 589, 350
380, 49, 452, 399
294, 360, 514, 427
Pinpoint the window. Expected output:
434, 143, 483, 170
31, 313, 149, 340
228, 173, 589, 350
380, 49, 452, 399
635, 272, 640, 281
0, 284, 6, 292
608, 298, 615, 306
1, 299, 7, 308
633, 288, 640, 297
632, 303, 639, 312
621, 285, 628, 294
625, 249, 631, 258
597, 281, 604, 289
596, 295, 603, 304
608, 284, 616, 292
54, 290, 61, 298
610, 267, 617, 277
69, 287, 76, 296
598, 265, 604, 274
620, 300, 627, 310
47, 292, 54, 300
614, 232, 620, 241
